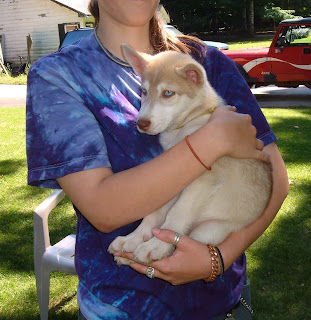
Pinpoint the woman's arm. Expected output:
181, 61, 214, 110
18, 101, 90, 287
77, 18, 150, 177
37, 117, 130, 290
115, 142, 288, 285
57, 106, 268, 233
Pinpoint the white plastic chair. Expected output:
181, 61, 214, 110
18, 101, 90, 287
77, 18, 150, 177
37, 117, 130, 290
33, 189, 77, 320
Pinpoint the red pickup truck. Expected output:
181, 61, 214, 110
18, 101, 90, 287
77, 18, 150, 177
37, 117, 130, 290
223, 17, 311, 89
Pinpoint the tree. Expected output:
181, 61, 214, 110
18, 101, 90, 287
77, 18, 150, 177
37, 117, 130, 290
248, 0, 255, 35
263, 2, 299, 29
160, 0, 311, 34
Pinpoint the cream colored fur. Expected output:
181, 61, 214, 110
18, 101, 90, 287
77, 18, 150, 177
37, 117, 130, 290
108, 45, 272, 264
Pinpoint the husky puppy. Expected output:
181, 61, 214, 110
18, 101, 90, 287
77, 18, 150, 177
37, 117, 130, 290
108, 45, 272, 264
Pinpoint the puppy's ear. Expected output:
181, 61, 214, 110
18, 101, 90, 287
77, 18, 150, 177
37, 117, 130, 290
122, 44, 149, 78
175, 63, 205, 86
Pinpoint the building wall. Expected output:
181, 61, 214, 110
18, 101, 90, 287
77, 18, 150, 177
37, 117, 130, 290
0, 0, 87, 65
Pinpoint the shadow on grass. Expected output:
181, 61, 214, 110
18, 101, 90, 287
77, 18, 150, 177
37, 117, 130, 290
0, 196, 76, 274
248, 181, 311, 319
0, 190, 78, 319
0, 159, 25, 175
248, 108, 311, 319
0, 289, 78, 320
49, 291, 78, 318
263, 109, 311, 164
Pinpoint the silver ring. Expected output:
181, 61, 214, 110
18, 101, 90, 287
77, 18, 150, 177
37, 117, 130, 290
172, 232, 181, 246
146, 266, 155, 279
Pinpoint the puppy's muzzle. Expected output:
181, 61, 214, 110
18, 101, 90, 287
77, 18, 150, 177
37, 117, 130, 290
137, 119, 151, 131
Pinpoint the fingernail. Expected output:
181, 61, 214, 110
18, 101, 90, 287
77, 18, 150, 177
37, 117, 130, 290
152, 228, 160, 234
114, 252, 121, 256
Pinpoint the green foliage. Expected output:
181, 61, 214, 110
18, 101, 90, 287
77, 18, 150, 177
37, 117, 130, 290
161, 0, 248, 33
291, 27, 310, 39
161, 0, 311, 34
263, 2, 300, 24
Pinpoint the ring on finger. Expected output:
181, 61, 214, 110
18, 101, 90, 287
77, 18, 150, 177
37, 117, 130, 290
172, 232, 181, 246
146, 266, 155, 279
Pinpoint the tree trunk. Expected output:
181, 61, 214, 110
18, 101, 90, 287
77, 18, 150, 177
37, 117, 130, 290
243, 0, 248, 32
247, 0, 255, 36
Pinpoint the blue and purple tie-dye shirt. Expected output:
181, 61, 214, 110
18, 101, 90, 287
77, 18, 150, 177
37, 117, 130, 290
26, 31, 276, 319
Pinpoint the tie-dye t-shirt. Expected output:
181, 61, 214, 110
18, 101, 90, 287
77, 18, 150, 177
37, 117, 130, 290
26, 31, 276, 319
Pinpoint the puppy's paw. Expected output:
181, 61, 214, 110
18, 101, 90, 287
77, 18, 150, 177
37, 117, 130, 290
149, 241, 175, 261
108, 236, 127, 254
108, 232, 152, 257
122, 234, 148, 253
114, 255, 134, 266
133, 237, 175, 264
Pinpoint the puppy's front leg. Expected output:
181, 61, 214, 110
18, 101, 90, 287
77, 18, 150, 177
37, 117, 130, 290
189, 220, 233, 245
133, 192, 196, 263
108, 197, 177, 265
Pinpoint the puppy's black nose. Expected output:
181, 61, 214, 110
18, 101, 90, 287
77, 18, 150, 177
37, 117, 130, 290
137, 119, 151, 131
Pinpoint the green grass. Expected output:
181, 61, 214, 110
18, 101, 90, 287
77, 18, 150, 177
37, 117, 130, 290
248, 108, 311, 320
227, 35, 274, 49
292, 34, 311, 44
0, 108, 78, 319
0, 74, 28, 85
1, 106, 310, 319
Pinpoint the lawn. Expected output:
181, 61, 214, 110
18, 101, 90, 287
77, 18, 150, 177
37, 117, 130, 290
227, 35, 273, 49
246, 108, 311, 319
0, 106, 310, 319
0, 74, 28, 85
0, 107, 78, 320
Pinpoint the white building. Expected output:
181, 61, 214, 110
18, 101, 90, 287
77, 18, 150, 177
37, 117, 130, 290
0, 0, 93, 66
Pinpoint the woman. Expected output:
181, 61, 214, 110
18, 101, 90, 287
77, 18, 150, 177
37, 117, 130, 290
26, 0, 288, 319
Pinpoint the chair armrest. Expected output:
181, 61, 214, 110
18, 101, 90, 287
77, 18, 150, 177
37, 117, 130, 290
34, 189, 66, 251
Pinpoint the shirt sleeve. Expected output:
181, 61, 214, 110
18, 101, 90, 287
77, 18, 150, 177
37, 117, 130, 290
204, 47, 277, 146
26, 59, 111, 189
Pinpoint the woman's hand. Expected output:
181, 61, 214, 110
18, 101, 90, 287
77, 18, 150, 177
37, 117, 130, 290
114, 228, 213, 285
191, 106, 270, 165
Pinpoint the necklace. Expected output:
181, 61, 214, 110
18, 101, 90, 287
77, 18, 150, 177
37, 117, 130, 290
94, 28, 131, 68
174, 106, 217, 130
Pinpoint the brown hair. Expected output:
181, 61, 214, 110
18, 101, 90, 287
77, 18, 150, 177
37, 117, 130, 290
88, 0, 100, 27
88, 1, 205, 58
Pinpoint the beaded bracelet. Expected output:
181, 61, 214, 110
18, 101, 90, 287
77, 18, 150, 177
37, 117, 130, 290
204, 244, 220, 282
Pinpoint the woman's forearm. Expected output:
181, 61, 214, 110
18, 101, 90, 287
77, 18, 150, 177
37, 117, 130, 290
58, 131, 208, 232
218, 143, 289, 270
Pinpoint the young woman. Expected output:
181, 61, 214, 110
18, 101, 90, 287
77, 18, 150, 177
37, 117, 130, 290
26, 0, 288, 319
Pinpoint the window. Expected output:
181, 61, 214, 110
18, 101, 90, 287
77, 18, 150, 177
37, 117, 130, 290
64, 23, 80, 33
58, 22, 81, 46
276, 25, 311, 47
287, 25, 311, 45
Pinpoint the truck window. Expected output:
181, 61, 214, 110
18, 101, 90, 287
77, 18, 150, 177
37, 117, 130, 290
286, 25, 311, 46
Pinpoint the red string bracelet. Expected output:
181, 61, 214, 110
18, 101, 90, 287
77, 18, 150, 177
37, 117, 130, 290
185, 135, 211, 171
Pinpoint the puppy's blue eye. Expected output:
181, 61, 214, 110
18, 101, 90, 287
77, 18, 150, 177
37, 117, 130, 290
141, 88, 147, 95
163, 90, 175, 97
